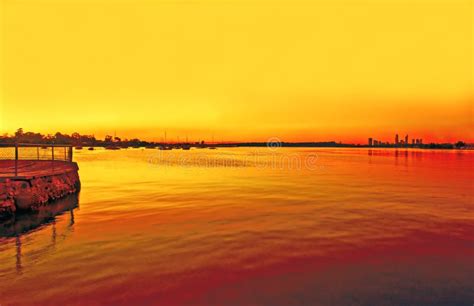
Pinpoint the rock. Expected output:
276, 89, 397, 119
15, 192, 34, 210
0, 169, 80, 216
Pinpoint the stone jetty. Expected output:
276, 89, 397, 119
0, 161, 80, 219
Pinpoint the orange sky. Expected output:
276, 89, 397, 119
1, 0, 473, 143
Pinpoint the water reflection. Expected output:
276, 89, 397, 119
1, 149, 472, 305
0, 194, 79, 274
0, 193, 79, 238
15, 236, 22, 273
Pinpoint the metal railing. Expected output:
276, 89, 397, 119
0, 143, 74, 177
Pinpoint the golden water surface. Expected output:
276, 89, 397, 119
0, 148, 473, 305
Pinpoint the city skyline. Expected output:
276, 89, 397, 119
368, 134, 425, 147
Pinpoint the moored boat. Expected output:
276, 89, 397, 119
105, 146, 120, 150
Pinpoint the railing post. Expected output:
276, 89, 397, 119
14, 143, 18, 177
69, 146, 73, 162
37, 146, 40, 160
51, 145, 55, 173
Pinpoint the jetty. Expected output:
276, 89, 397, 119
0, 144, 80, 219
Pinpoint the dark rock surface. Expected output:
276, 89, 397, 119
0, 170, 80, 219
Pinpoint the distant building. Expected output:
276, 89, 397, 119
368, 138, 373, 146
395, 134, 399, 145
412, 139, 415, 145
405, 135, 408, 145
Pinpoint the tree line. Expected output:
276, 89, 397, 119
0, 128, 152, 147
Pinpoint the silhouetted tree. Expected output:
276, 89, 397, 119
14, 128, 24, 140
104, 135, 113, 143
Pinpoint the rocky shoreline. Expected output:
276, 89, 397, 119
0, 164, 80, 219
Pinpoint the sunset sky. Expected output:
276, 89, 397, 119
1, 0, 473, 143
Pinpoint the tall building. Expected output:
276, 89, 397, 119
395, 134, 399, 145
405, 135, 408, 145
368, 138, 373, 146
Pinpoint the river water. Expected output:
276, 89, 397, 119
0, 147, 473, 305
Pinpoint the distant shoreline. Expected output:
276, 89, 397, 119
211, 142, 472, 150
1, 142, 471, 150
1, 129, 470, 150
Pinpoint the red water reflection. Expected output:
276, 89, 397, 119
0, 148, 472, 305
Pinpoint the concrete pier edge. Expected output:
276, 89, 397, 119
0, 163, 80, 220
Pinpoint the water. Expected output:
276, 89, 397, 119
0, 148, 473, 305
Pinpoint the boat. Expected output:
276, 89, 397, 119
75, 146, 83, 150
88, 147, 94, 151
105, 146, 120, 150
158, 146, 172, 150
181, 144, 191, 150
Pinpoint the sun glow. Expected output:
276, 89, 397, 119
1, 0, 473, 143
